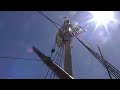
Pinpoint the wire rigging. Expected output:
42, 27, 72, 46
37, 11, 60, 30
44, 45, 63, 79
58, 45, 64, 67
50, 42, 56, 57
0, 56, 41, 62
74, 34, 120, 79
97, 45, 112, 79
49, 45, 64, 79
44, 68, 51, 79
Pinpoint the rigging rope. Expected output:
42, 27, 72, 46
44, 45, 64, 79
49, 45, 63, 79
37, 11, 60, 30
44, 68, 51, 79
97, 45, 112, 79
50, 42, 56, 57
74, 34, 120, 79
0, 56, 41, 61
58, 45, 64, 67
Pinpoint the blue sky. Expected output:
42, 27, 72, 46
0, 11, 120, 79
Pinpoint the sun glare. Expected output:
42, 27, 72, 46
87, 11, 118, 37
87, 11, 117, 35
83, 11, 119, 44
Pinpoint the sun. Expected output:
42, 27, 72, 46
87, 11, 117, 34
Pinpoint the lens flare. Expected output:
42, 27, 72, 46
88, 11, 117, 32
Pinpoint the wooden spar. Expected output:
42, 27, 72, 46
32, 46, 74, 79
